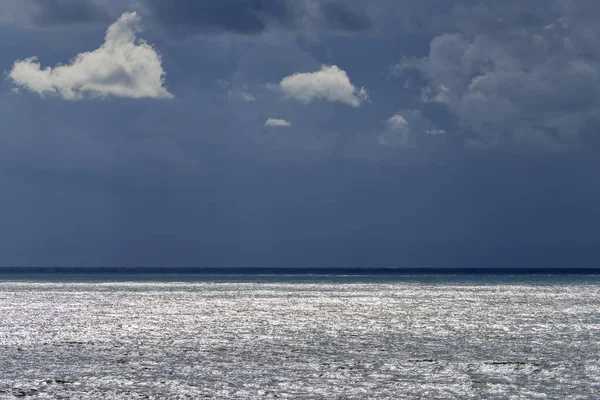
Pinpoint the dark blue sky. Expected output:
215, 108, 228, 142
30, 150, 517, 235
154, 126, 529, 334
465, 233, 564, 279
1, 0, 600, 267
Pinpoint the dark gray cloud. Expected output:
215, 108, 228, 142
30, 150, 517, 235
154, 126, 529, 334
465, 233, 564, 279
27, 0, 111, 27
319, 1, 372, 32
394, 0, 600, 149
141, 0, 372, 35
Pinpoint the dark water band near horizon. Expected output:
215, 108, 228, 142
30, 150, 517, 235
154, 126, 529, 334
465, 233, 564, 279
1, 266, 600, 280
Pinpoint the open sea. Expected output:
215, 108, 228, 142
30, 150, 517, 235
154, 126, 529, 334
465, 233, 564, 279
0, 269, 599, 399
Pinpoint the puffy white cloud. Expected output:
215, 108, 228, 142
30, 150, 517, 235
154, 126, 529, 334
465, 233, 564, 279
280, 65, 367, 107
395, 1, 600, 149
265, 118, 292, 127
9, 12, 172, 100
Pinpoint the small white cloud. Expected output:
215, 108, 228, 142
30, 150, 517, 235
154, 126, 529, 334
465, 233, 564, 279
388, 114, 409, 128
379, 109, 441, 148
280, 65, 367, 107
426, 129, 446, 135
265, 118, 292, 128
467, 75, 488, 90
380, 113, 412, 148
9, 12, 172, 100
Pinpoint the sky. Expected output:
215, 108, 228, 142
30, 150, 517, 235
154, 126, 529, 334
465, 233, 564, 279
1, 0, 600, 268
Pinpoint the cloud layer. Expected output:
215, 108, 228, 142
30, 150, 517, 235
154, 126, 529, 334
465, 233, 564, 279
280, 65, 367, 107
9, 12, 172, 100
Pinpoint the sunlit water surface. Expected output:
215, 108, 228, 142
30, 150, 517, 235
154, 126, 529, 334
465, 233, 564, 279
0, 275, 598, 399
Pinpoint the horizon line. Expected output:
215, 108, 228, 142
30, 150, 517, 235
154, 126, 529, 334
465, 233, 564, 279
1, 266, 600, 275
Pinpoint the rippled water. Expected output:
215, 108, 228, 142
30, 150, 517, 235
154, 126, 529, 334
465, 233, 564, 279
0, 276, 599, 399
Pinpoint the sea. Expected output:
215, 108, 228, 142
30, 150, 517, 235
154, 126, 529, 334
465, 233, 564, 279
0, 269, 598, 399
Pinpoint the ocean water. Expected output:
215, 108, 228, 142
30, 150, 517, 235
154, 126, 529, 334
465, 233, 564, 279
0, 274, 599, 399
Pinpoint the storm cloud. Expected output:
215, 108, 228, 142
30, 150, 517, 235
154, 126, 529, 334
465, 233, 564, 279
395, 0, 600, 149
141, 0, 372, 35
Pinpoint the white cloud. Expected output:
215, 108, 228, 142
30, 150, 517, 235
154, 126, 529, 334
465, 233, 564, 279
379, 109, 440, 148
379, 113, 412, 148
426, 129, 446, 135
265, 118, 292, 128
9, 12, 172, 100
279, 65, 367, 107
388, 114, 409, 128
